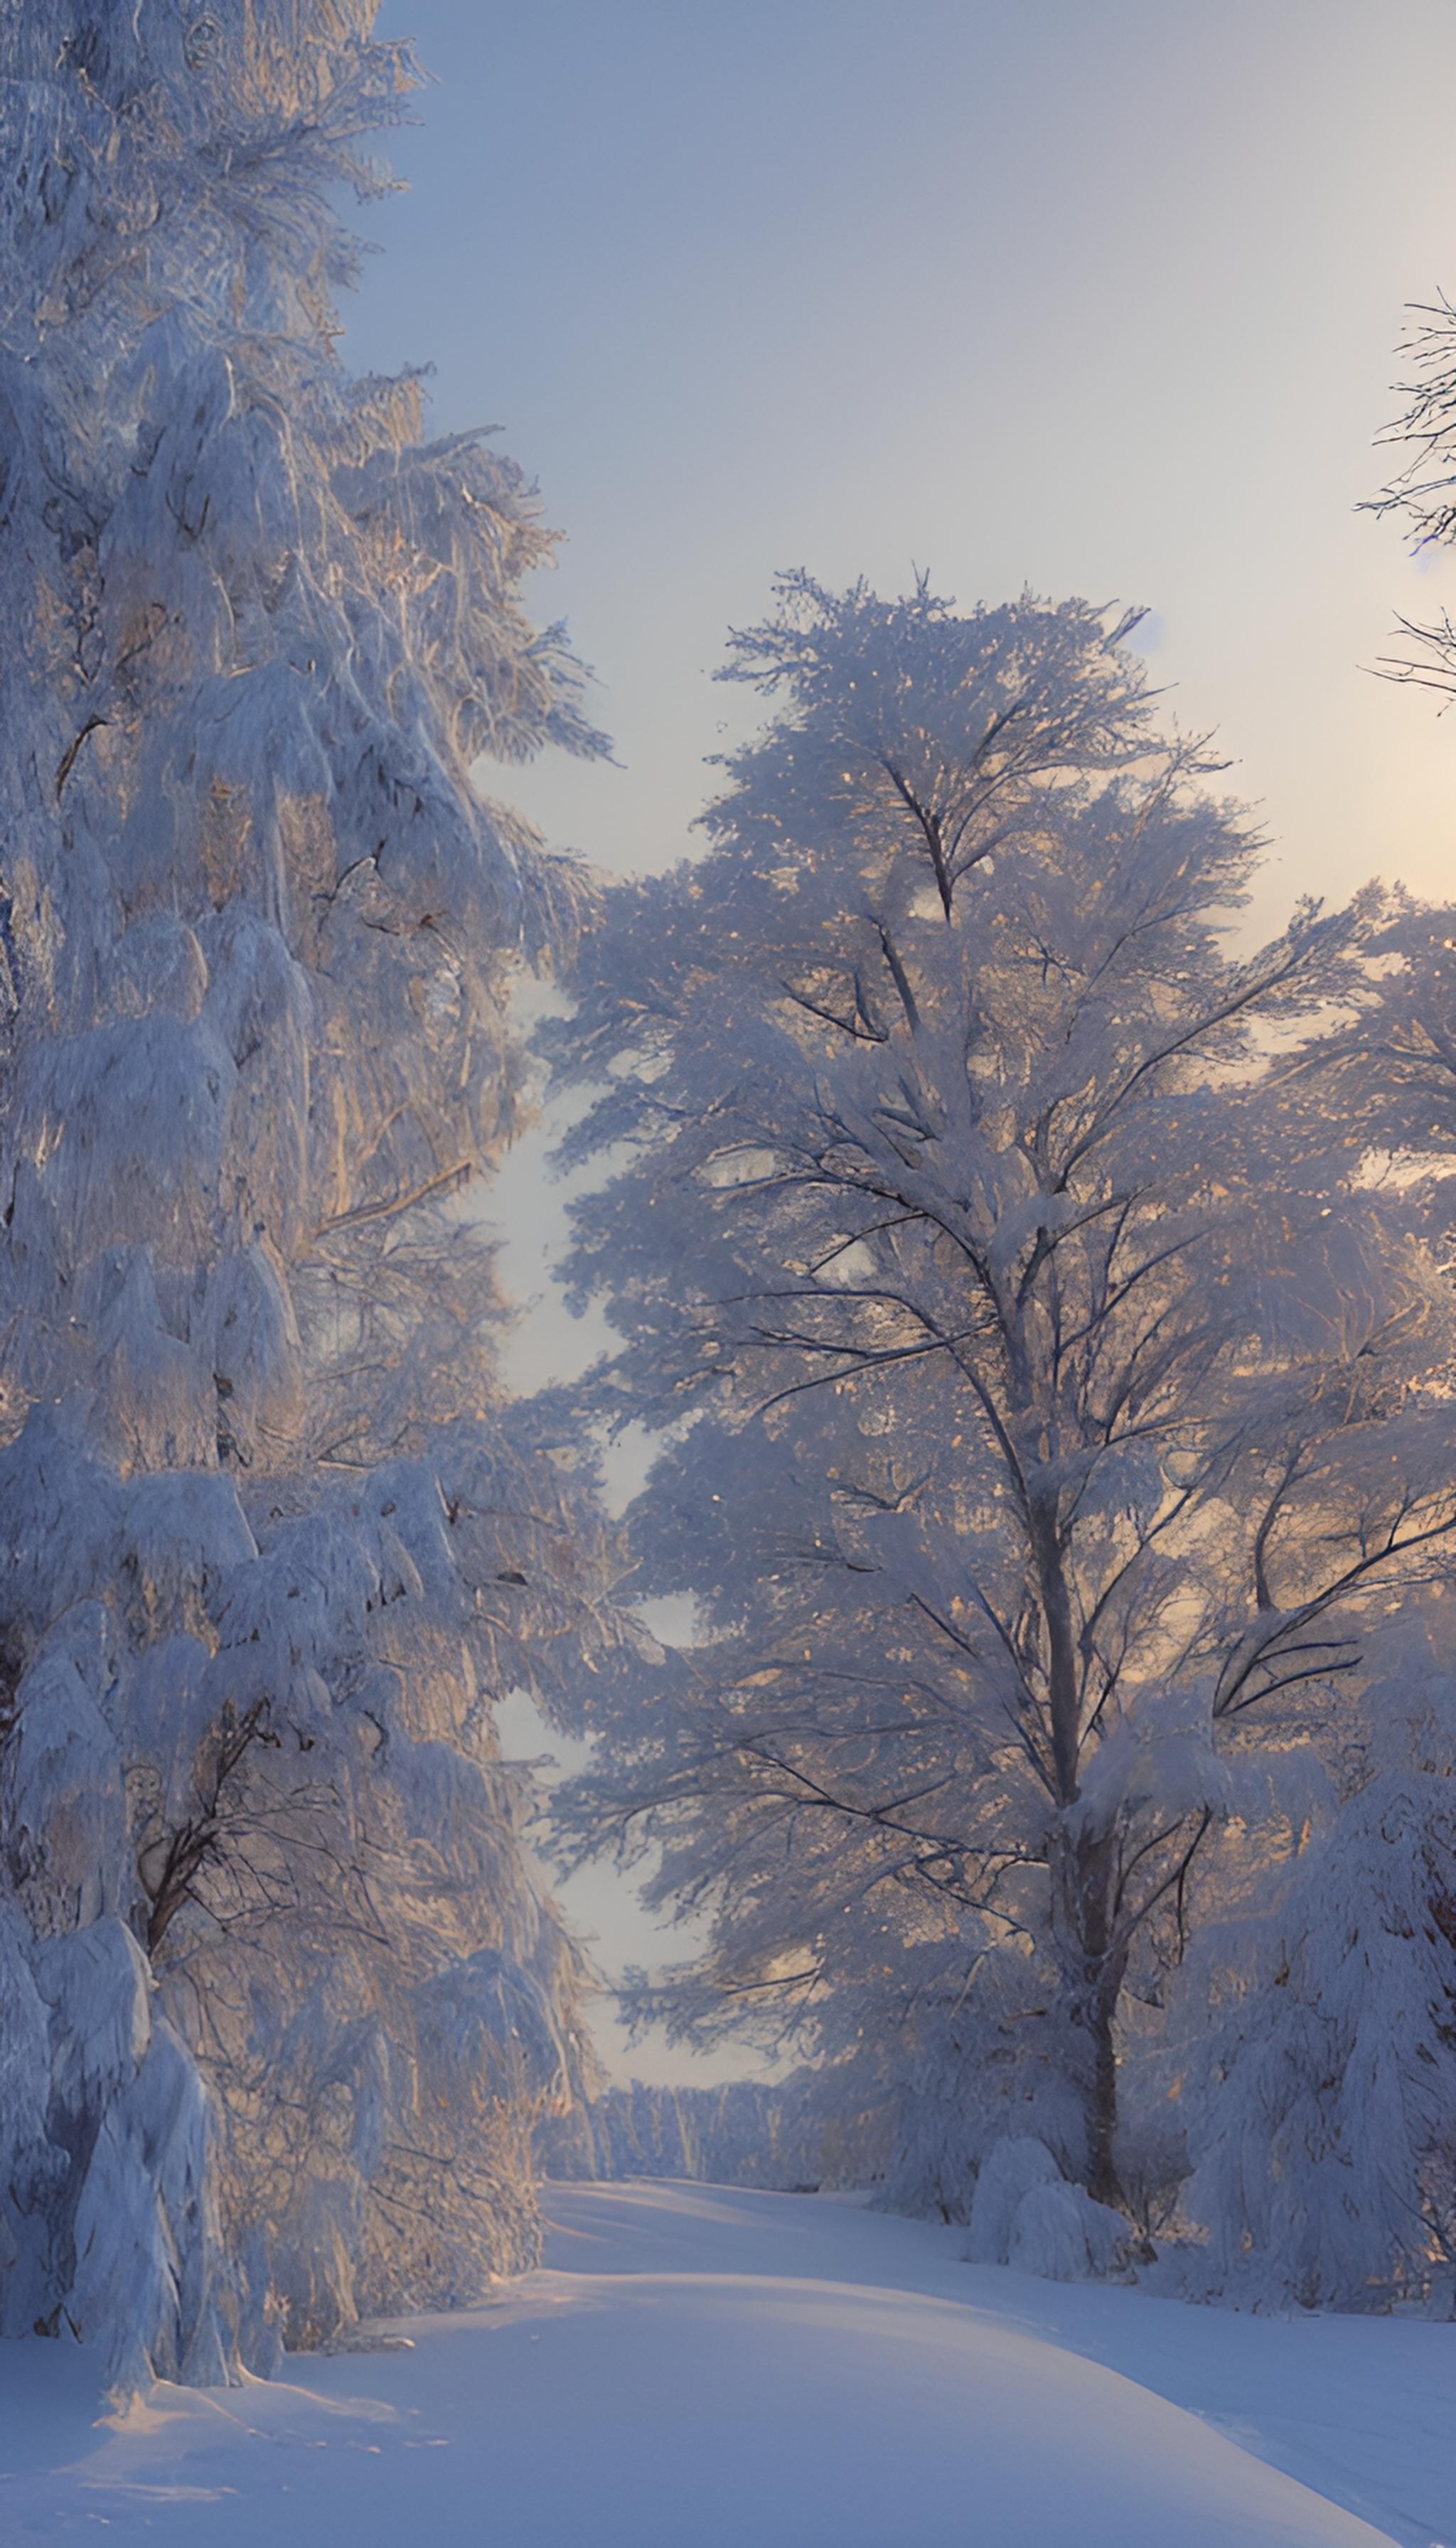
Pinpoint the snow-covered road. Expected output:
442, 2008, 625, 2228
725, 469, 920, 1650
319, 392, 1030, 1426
3, 2180, 1452, 2545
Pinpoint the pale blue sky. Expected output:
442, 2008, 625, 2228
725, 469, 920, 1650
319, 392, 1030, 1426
349, 1, 1456, 2079
357, 0, 1456, 919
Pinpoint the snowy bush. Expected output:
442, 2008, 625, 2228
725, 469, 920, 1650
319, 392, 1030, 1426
964, 2136, 1133, 2281
1005, 2179, 1134, 2282
965, 2138, 1063, 2265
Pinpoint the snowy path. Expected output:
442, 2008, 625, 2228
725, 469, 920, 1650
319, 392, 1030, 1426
4, 2180, 1453, 2546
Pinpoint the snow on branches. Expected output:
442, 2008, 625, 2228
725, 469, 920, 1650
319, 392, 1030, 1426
0, 1, 616, 2382
547, 574, 1456, 2268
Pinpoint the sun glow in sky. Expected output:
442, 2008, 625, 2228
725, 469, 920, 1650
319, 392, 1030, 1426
346, 0, 1456, 2079
355, 0, 1456, 925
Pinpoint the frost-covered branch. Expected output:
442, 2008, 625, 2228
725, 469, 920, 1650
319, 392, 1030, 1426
545, 573, 1445, 2230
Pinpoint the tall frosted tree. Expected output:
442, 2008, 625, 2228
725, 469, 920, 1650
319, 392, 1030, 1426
0, 4, 617, 2385
549, 574, 1456, 2229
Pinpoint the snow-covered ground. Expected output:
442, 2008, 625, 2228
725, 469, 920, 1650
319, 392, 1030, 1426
3, 2180, 1452, 2546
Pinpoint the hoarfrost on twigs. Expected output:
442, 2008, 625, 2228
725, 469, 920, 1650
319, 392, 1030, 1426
0, 0, 621, 2384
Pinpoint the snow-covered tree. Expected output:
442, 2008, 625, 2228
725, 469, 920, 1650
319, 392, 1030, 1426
1187, 1615, 1456, 2311
0, 2, 618, 2386
547, 574, 1456, 2225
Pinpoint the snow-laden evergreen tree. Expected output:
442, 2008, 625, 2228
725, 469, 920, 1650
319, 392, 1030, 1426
546, 574, 1456, 2232
0, 2, 619, 2386
1185, 1614, 1456, 2311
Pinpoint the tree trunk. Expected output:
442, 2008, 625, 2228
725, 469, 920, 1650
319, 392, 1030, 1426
1084, 1974, 1124, 2209
1028, 1493, 1081, 1804
1027, 1489, 1128, 2205
1049, 1821, 1126, 2207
